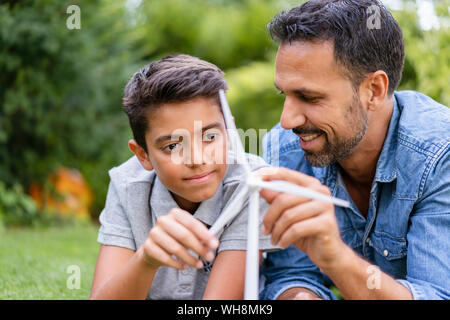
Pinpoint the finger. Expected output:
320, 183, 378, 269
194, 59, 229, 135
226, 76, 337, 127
255, 168, 282, 203
262, 193, 309, 235
253, 166, 283, 178
257, 167, 321, 188
157, 214, 213, 262
143, 238, 186, 270
277, 215, 326, 248
258, 167, 321, 203
172, 208, 219, 250
259, 188, 280, 204
270, 200, 328, 245
150, 227, 203, 269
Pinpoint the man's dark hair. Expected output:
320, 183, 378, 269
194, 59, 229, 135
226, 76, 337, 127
268, 0, 405, 94
123, 54, 228, 152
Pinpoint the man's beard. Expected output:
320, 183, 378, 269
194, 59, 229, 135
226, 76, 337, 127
297, 93, 368, 168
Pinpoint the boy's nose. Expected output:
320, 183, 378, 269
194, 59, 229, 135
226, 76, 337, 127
187, 139, 204, 167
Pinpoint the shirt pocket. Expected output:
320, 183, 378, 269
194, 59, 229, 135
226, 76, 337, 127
369, 232, 408, 279
370, 232, 407, 260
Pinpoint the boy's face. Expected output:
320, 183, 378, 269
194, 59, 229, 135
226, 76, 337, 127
130, 96, 228, 207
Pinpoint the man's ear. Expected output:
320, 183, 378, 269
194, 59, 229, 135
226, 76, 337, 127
128, 139, 153, 171
361, 70, 389, 111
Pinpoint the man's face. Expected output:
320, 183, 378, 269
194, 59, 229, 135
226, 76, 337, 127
275, 40, 368, 167
144, 97, 228, 205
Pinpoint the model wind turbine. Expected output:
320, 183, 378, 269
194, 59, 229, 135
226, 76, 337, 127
209, 89, 350, 300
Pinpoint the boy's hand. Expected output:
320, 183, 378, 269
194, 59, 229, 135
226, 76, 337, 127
140, 208, 219, 270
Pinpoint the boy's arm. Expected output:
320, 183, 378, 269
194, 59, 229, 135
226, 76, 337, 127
90, 245, 158, 300
202, 250, 246, 299
91, 208, 219, 300
202, 251, 264, 300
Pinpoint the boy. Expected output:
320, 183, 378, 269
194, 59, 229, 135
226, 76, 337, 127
90, 54, 275, 300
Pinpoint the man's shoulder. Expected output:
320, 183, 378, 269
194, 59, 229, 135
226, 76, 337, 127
395, 90, 450, 155
391, 91, 449, 199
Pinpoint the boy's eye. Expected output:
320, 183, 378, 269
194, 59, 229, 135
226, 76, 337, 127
164, 143, 181, 152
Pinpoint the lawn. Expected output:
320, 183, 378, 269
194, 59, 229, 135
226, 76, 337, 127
0, 223, 100, 299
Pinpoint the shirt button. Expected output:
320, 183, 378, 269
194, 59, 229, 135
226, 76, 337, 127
366, 237, 370, 244
181, 284, 191, 291
383, 249, 389, 257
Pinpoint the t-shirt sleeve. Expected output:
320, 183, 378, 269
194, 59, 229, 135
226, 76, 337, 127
218, 178, 279, 253
97, 181, 137, 251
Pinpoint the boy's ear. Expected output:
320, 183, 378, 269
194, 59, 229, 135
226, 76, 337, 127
128, 139, 153, 171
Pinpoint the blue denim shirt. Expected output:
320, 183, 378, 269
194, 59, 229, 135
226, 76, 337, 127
259, 91, 450, 300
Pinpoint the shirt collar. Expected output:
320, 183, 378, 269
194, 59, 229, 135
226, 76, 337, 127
150, 176, 223, 227
373, 95, 400, 183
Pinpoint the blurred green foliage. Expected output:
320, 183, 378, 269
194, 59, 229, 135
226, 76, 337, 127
0, 0, 134, 220
135, 0, 280, 70
0, 0, 448, 224
393, 1, 450, 105
0, 181, 37, 227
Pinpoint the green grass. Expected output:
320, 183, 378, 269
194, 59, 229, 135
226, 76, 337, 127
0, 223, 100, 299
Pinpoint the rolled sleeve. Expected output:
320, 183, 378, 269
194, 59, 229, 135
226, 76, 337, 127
259, 245, 335, 300
397, 278, 450, 300
396, 279, 427, 300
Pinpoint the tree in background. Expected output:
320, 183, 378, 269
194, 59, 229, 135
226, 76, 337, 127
0, 0, 137, 223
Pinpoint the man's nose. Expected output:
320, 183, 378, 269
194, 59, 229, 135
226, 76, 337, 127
280, 96, 307, 130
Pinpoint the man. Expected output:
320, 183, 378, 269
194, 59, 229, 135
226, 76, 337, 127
259, 0, 450, 300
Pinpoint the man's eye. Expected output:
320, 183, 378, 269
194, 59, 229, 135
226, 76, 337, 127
299, 95, 319, 103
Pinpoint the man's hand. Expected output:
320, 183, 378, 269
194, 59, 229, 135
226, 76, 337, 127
256, 167, 346, 270
141, 208, 219, 270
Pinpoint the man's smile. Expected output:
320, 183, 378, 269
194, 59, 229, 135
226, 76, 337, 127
297, 132, 324, 150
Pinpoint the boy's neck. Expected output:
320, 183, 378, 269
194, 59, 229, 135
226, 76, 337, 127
170, 192, 200, 214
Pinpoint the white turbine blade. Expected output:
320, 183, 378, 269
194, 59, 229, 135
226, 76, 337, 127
209, 185, 250, 236
252, 179, 350, 208
218, 89, 251, 176
244, 189, 260, 300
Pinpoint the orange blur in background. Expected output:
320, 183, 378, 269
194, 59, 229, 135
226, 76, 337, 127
29, 168, 93, 220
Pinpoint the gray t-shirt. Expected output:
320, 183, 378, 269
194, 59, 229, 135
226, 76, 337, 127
97, 153, 278, 299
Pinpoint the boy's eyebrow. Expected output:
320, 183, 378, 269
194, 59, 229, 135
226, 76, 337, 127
154, 121, 224, 144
